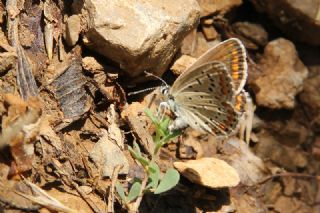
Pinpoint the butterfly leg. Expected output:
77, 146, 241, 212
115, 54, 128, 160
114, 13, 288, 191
157, 101, 170, 121
238, 91, 254, 143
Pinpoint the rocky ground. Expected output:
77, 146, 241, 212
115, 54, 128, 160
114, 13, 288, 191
0, 0, 320, 212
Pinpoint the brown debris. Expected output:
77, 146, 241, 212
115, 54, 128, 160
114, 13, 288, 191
51, 58, 89, 119
121, 102, 155, 156
0, 94, 42, 175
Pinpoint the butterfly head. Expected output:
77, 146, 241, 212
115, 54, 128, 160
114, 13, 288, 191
160, 86, 170, 97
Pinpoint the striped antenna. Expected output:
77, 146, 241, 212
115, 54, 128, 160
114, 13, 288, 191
127, 87, 158, 96
127, 71, 169, 96
144, 71, 169, 87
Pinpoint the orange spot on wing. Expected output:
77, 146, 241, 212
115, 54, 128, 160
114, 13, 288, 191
235, 94, 246, 112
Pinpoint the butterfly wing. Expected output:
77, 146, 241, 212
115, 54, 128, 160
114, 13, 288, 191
170, 62, 239, 135
186, 38, 247, 94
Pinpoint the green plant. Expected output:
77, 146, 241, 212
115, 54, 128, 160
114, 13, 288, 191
115, 108, 181, 212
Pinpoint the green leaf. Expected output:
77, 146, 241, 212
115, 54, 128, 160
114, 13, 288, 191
159, 117, 170, 133
160, 130, 181, 145
128, 146, 150, 167
133, 141, 141, 156
154, 130, 181, 155
115, 182, 127, 202
144, 108, 158, 124
154, 168, 180, 194
146, 162, 160, 189
127, 181, 142, 203
144, 108, 166, 137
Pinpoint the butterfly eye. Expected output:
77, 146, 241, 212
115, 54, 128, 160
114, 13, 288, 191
160, 86, 169, 95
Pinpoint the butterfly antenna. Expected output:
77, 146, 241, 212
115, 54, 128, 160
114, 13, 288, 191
128, 71, 169, 96
127, 87, 158, 96
144, 71, 169, 87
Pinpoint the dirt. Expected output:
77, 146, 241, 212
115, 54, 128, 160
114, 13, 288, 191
0, 1, 319, 213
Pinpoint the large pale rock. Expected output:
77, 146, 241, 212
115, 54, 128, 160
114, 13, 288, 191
251, 0, 320, 45
252, 38, 308, 109
82, 0, 200, 77
174, 157, 240, 188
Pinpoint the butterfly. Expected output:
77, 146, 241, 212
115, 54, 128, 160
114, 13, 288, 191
160, 38, 248, 136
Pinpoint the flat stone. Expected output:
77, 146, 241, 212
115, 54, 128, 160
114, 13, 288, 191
252, 38, 308, 109
82, 0, 200, 77
174, 157, 240, 188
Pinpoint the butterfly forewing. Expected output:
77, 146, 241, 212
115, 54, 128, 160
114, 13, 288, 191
186, 38, 247, 94
170, 62, 239, 135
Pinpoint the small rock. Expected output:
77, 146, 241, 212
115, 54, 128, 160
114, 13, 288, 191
252, 38, 308, 109
231, 22, 268, 48
170, 55, 197, 75
82, 56, 104, 73
82, 0, 200, 77
89, 130, 129, 177
251, 0, 320, 45
64, 15, 81, 46
174, 157, 240, 188
197, 0, 243, 17
299, 75, 320, 132
200, 19, 218, 41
